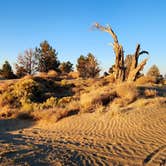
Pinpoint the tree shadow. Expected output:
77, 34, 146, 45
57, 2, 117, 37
138, 85, 166, 97
0, 118, 34, 132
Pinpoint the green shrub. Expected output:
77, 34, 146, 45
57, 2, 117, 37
13, 78, 41, 103
0, 78, 42, 108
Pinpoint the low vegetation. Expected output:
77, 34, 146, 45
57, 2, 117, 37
0, 23, 165, 123
0, 72, 165, 122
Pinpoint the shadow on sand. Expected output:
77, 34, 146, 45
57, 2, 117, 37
0, 118, 48, 165
0, 118, 87, 166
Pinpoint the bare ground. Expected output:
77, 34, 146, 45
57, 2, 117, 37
0, 98, 166, 166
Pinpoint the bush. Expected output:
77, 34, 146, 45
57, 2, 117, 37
68, 71, 79, 79
136, 76, 156, 84
80, 87, 116, 113
58, 97, 73, 106
36, 72, 48, 78
13, 78, 41, 103
0, 78, 42, 108
116, 83, 139, 104
144, 89, 157, 98
47, 70, 58, 78
39, 97, 57, 109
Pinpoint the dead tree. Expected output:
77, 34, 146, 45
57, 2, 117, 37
127, 44, 149, 81
94, 23, 149, 82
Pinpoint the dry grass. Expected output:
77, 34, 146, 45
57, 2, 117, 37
36, 72, 48, 78
47, 70, 58, 78
116, 83, 139, 105
68, 71, 79, 79
0, 74, 165, 123
80, 86, 116, 113
144, 89, 157, 97
136, 76, 156, 85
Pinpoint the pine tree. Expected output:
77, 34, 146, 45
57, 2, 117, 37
1, 61, 15, 79
76, 53, 100, 78
35, 41, 60, 72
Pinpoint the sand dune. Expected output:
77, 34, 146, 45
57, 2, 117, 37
0, 97, 166, 165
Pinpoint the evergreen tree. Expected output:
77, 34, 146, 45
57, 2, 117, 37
147, 65, 160, 77
76, 53, 100, 78
35, 40, 60, 72
59, 61, 73, 74
1, 61, 15, 79
147, 65, 163, 83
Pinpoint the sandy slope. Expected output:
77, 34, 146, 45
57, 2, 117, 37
0, 98, 166, 166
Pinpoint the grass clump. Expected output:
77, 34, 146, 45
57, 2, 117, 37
80, 86, 117, 113
144, 89, 157, 98
115, 83, 139, 105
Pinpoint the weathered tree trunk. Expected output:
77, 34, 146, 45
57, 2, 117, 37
127, 44, 149, 81
94, 23, 149, 82
94, 23, 125, 82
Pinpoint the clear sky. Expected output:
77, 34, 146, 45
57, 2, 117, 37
0, 0, 166, 74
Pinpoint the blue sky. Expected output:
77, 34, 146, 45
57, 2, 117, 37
0, 0, 166, 74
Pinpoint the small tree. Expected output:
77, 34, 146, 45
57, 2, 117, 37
76, 53, 100, 78
35, 40, 60, 72
15, 66, 28, 78
1, 61, 15, 79
147, 65, 160, 77
15, 49, 37, 77
76, 55, 87, 78
86, 53, 100, 78
59, 61, 73, 74
147, 65, 162, 83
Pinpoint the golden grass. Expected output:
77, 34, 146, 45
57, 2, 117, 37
144, 89, 157, 97
47, 70, 58, 78
68, 71, 79, 79
136, 76, 156, 85
0, 74, 165, 123
116, 83, 139, 103
80, 85, 116, 113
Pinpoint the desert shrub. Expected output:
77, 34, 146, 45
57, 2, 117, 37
0, 106, 14, 118
136, 76, 156, 84
0, 91, 17, 107
36, 72, 48, 78
47, 70, 58, 78
116, 83, 139, 104
144, 89, 157, 98
55, 102, 80, 121
0, 78, 42, 108
58, 97, 73, 106
80, 87, 117, 113
61, 79, 68, 86
13, 78, 41, 103
39, 97, 58, 109
68, 71, 79, 79
21, 102, 34, 112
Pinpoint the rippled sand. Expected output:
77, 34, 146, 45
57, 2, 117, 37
0, 97, 166, 165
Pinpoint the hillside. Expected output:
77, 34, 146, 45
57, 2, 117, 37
0, 76, 166, 165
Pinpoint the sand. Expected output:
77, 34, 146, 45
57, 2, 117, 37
0, 97, 166, 166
